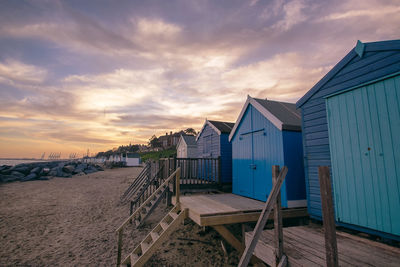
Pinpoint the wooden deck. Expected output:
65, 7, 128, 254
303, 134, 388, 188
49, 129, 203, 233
246, 224, 400, 266
173, 193, 307, 226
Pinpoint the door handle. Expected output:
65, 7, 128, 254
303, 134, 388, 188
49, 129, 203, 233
249, 164, 257, 170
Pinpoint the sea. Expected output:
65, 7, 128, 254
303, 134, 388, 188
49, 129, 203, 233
0, 159, 50, 166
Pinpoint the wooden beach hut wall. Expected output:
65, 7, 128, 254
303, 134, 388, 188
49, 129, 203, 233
196, 120, 234, 183
229, 96, 306, 207
296, 39, 400, 239
176, 135, 197, 158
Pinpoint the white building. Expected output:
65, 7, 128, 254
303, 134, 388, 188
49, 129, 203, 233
125, 153, 141, 166
176, 135, 197, 158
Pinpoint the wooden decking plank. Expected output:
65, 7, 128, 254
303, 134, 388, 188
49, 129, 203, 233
205, 193, 264, 211
289, 226, 398, 266
247, 230, 323, 267
279, 230, 329, 266
285, 227, 373, 266
253, 226, 400, 267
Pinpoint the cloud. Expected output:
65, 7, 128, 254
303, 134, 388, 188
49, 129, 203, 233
319, 4, 400, 22
0, 59, 47, 84
136, 17, 182, 37
273, 0, 308, 31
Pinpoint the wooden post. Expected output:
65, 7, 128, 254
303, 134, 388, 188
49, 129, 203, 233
218, 156, 222, 184
238, 166, 288, 267
166, 186, 171, 207
117, 229, 123, 266
175, 167, 181, 204
318, 166, 339, 267
272, 165, 283, 266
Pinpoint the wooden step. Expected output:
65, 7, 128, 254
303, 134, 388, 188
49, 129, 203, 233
160, 222, 169, 230
150, 231, 160, 241
130, 253, 139, 264
141, 242, 150, 253
169, 211, 178, 220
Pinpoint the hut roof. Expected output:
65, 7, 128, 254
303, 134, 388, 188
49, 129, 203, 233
229, 96, 301, 141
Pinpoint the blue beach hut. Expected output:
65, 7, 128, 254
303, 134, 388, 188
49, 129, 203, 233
196, 119, 234, 183
296, 39, 400, 239
229, 96, 306, 207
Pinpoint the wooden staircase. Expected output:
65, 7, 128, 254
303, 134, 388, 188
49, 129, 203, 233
117, 167, 183, 267
122, 205, 187, 267
133, 184, 168, 228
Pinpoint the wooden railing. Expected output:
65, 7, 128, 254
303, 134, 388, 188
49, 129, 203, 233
116, 167, 181, 266
129, 163, 166, 215
238, 165, 288, 267
175, 157, 221, 187
239, 165, 339, 267
120, 162, 151, 204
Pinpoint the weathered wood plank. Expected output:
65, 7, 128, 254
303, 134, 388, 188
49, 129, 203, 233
273, 165, 284, 266
318, 166, 338, 267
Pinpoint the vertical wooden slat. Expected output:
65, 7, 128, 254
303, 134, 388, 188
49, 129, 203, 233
273, 165, 283, 265
318, 166, 339, 267
117, 228, 123, 266
218, 156, 222, 184
176, 167, 181, 204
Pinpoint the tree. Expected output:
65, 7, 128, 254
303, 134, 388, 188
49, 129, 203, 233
149, 135, 161, 148
184, 128, 197, 136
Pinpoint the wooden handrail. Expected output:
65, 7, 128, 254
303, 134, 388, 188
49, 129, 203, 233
238, 166, 288, 267
116, 167, 181, 266
117, 167, 180, 232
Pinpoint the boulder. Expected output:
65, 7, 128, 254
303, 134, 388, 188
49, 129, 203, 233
10, 165, 31, 175
40, 168, 50, 176
94, 165, 104, 171
11, 171, 25, 179
21, 173, 37, 182
0, 175, 20, 183
74, 163, 87, 174
0, 165, 11, 172
48, 167, 58, 177
30, 167, 42, 174
62, 165, 75, 173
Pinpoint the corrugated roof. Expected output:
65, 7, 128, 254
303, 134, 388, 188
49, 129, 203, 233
207, 120, 235, 134
253, 98, 301, 131
182, 135, 196, 146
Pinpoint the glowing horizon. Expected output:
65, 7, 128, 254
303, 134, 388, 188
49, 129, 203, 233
0, 0, 399, 158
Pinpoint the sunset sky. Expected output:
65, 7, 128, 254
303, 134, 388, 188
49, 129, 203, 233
0, 0, 399, 158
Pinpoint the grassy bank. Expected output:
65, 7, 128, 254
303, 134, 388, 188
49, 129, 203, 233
139, 148, 176, 162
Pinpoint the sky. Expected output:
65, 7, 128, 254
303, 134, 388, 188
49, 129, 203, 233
0, 0, 399, 158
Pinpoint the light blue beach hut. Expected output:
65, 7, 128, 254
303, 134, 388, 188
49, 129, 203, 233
296, 39, 400, 239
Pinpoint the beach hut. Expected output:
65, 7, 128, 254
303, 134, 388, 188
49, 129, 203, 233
196, 119, 234, 183
229, 96, 306, 207
125, 153, 141, 166
296, 39, 400, 239
176, 135, 197, 158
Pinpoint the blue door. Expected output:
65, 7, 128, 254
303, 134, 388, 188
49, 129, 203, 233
327, 74, 400, 236
253, 129, 270, 201
233, 107, 253, 197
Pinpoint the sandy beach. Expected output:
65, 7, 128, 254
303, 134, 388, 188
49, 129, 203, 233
0, 167, 238, 266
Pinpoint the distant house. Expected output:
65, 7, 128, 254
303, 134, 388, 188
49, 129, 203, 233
229, 96, 306, 207
158, 131, 187, 149
196, 119, 234, 183
297, 39, 400, 239
177, 135, 197, 158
